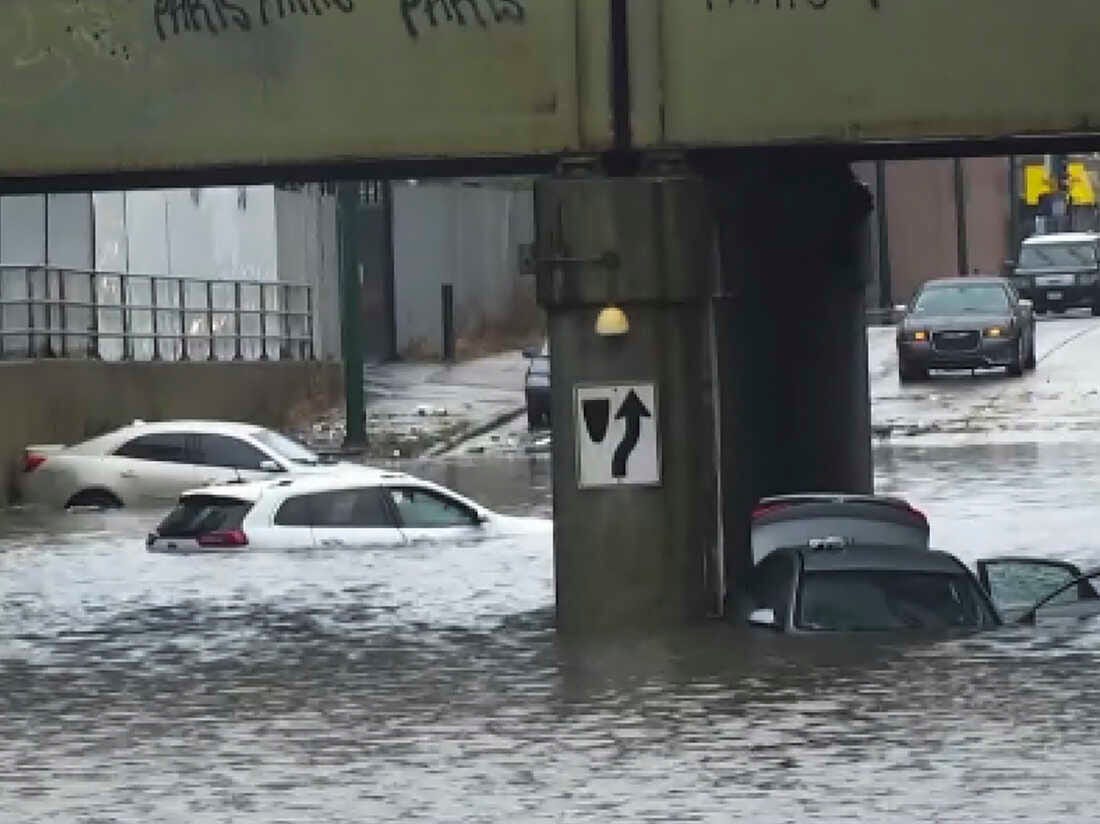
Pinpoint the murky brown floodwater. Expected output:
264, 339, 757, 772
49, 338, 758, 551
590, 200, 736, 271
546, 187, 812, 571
2, 447, 1100, 823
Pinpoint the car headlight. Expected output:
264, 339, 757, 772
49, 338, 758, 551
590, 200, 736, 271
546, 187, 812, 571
904, 330, 929, 342
983, 326, 1008, 338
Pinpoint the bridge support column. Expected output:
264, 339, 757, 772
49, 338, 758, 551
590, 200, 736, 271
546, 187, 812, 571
705, 158, 875, 583
536, 158, 874, 634
535, 167, 722, 634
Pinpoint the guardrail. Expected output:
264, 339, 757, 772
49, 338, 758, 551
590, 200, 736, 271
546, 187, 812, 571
0, 266, 313, 361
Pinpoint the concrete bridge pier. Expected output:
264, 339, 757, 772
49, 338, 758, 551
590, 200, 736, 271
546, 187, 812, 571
536, 158, 874, 634
707, 159, 875, 584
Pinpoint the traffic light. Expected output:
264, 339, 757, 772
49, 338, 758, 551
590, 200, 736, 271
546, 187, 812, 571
1050, 155, 1070, 192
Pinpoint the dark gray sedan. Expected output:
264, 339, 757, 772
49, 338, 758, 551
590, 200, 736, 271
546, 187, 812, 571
896, 276, 1036, 383
730, 544, 1100, 634
731, 543, 1001, 634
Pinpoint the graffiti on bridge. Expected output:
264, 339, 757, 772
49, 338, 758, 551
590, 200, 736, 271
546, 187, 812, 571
154, 0, 356, 41
705, 0, 881, 10
153, 0, 527, 42
400, 0, 526, 39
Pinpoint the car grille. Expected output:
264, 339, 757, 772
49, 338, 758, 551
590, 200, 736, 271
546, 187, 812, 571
932, 330, 980, 352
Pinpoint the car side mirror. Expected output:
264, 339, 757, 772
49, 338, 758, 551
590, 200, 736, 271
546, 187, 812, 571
748, 608, 779, 629
259, 459, 284, 473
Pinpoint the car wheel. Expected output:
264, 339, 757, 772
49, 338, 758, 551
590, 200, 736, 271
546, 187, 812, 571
66, 489, 123, 510
1025, 337, 1037, 370
1007, 339, 1025, 377
899, 361, 927, 384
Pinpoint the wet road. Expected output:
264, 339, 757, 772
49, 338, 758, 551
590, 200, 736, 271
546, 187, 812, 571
5, 322, 1100, 822
872, 311, 1100, 444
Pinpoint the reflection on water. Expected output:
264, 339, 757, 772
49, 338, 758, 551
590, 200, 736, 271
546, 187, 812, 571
2, 447, 1100, 823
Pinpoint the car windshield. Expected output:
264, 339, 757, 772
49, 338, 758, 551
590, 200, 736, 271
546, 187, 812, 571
912, 284, 1009, 315
796, 570, 998, 632
1019, 243, 1097, 269
251, 429, 319, 466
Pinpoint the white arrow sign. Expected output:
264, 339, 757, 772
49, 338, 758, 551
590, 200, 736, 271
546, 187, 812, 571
575, 383, 661, 488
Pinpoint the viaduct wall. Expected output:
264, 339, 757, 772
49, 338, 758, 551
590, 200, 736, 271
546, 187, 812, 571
0, 360, 342, 506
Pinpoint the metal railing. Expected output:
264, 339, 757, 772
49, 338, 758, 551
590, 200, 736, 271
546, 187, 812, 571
0, 266, 313, 362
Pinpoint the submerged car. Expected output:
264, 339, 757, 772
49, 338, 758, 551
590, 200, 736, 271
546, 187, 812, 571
733, 543, 1100, 634
751, 493, 930, 564
896, 276, 1036, 383
734, 542, 1000, 634
18, 419, 350, 510
146, 469, 551, 552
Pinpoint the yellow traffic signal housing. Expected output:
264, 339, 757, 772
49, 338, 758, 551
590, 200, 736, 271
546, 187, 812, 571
1025, 162, 1097, 206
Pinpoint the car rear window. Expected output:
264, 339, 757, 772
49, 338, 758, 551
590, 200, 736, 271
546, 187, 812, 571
157, 496, 253, 538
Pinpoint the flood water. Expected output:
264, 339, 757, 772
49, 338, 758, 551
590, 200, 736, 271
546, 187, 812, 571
3, 446, 1100, 823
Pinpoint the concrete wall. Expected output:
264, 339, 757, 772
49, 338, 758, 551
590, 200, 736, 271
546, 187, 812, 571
963, 157, 1013, 276
857, 158, 1013, 305
883, 160, 961, 302
0, 360, 342, 506
276, 186, 341, 361
392, 180, 538, 358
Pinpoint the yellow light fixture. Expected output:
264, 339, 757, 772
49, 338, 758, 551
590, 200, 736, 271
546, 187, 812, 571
595, 305, 630, 337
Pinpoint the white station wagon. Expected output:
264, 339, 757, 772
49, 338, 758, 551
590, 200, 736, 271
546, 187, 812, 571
18, 419, 355, 510
146, 470, 551, 552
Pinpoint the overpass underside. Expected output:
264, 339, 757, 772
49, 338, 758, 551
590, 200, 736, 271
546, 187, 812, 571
4, 0, 1100, 632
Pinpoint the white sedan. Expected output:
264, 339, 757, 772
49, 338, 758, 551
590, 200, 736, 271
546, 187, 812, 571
18, 419, 358, 509
146, 470, 551, 552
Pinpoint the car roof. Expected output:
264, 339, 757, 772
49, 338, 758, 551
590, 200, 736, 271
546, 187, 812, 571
182, 468, 433, 503
921, 276, 1009, 288
796, 545, 966, 574
116, 419, 269, 437
759, 493, 913, 508
1022, 232, 1100, 245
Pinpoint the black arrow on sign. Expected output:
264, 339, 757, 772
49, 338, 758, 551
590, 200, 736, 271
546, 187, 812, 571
611, 390, 651, 479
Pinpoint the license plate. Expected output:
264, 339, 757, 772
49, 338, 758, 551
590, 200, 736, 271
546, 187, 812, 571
1047, 291, 1064, 300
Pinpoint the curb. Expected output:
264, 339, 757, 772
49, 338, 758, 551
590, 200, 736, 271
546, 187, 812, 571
424, 406, 527, 458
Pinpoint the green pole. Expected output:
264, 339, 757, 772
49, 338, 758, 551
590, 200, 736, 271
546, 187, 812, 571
338, 182, 366, 448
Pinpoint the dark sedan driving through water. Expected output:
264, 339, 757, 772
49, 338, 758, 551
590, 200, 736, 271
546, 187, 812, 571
896, 276, 1036, 383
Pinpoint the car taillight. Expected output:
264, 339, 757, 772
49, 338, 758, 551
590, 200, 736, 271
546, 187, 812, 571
752, 502, 789, 520
22, 452, 47, 473
197, 529, 248, 548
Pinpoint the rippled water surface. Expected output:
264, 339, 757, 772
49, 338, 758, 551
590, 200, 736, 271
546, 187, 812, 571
3, 449, 1100, 823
